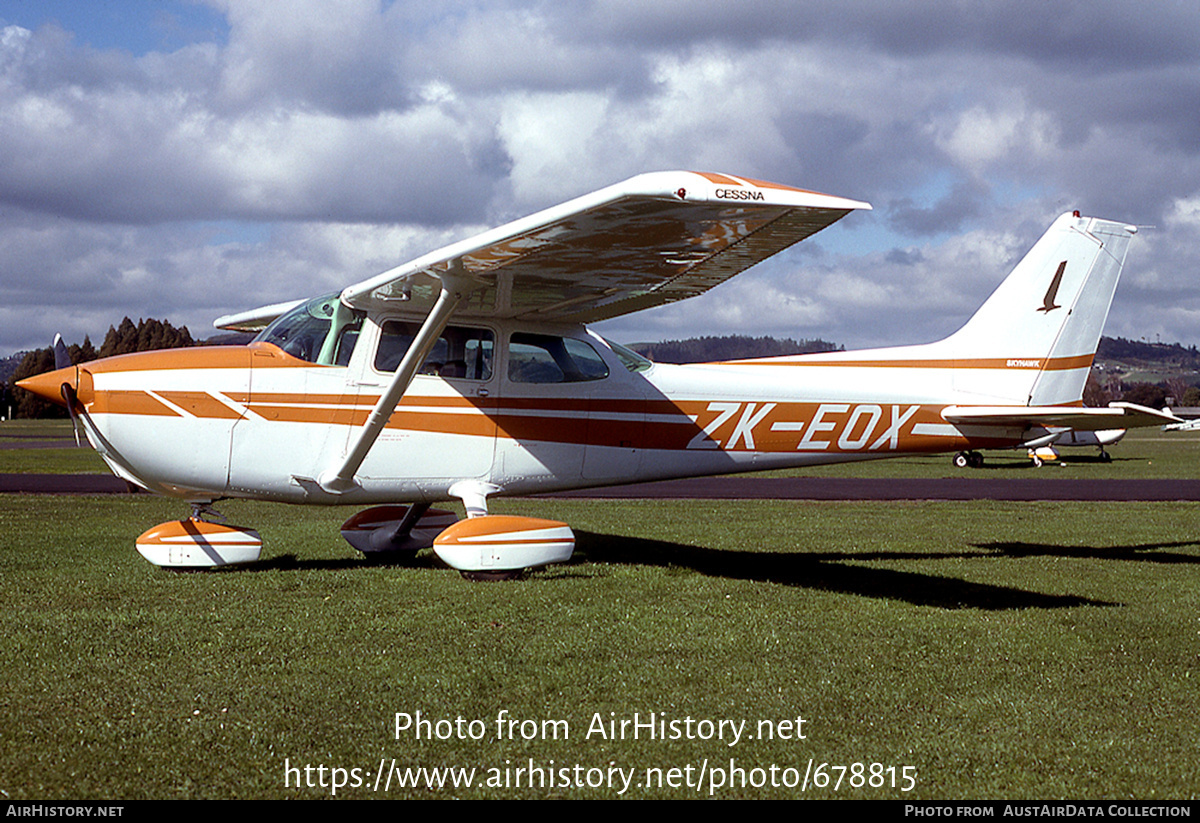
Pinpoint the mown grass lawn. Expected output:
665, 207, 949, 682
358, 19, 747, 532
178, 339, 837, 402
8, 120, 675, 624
1, 494, 1197, 799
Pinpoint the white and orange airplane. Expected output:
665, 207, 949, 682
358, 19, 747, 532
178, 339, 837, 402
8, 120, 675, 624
18, 171, 1180, 578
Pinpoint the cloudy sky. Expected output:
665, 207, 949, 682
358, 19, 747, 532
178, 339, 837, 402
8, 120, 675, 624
2, 0, 1199, 355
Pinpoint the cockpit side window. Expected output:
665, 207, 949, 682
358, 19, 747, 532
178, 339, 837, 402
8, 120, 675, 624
254, 293, 364, 366
600, 337, 653, 373
374, 321, 494, 380
508, 333, 610, 383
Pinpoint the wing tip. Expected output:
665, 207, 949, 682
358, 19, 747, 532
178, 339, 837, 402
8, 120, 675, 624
691, 170, 872, 211
213, 298, 305, 332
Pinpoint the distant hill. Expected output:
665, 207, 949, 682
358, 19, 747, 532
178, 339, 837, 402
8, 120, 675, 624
629, 335, 842, 364
1095, 337, 1200, 371
625, 334, 1198, 379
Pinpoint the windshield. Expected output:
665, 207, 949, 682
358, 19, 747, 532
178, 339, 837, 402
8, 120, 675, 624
255, 293, 364, 366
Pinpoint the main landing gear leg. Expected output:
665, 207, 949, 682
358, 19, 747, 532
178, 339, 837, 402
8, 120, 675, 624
339, 503, 459, 557
381, 501, 431, 549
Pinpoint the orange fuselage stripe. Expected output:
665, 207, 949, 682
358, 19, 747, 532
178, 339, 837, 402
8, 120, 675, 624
84, 387, 1008, 453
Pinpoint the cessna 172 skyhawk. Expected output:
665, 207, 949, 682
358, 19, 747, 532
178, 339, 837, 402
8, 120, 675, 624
18, 171, 1179, 578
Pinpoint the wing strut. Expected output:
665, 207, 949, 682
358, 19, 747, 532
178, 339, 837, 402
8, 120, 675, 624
318, 272, 471, 493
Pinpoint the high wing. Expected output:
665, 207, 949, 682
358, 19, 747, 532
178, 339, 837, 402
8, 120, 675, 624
214, 298, 306, 333
209, 171, 870, 495
942, 402, 1181, 430
338, 171, 871, 321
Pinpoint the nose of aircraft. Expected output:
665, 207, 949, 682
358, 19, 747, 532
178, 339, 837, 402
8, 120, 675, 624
16, 365, 81, 407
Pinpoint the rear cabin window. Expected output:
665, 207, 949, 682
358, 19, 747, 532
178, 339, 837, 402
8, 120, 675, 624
374, 321, 494, 380
507, 333, 609, 383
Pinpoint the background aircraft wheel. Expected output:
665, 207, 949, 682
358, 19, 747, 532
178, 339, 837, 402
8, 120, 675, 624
1099, 451, 1112, 463
1032, 455, 1043, 467
967, 451, 984, 468
460, 569, 524, 581
953, 452, 970, 469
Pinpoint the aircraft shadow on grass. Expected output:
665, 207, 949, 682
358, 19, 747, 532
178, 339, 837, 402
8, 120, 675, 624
567, 531, 1116, 611
971, 539, 1200, 564
204, 532, 1200, 611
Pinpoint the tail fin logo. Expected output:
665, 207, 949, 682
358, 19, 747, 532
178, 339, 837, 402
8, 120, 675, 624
1038, 261, 1066, 313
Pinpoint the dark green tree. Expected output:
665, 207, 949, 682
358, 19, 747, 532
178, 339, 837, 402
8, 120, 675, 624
99, 317, 193, 358
9, 348, 65, 419
12, 320, 193, 418
1121, 382, 1168, 409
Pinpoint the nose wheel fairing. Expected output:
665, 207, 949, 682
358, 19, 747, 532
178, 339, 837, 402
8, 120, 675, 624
136, 518, 262, 568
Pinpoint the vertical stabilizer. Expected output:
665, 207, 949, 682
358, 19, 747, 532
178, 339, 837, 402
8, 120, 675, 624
942, 214, 1137, 406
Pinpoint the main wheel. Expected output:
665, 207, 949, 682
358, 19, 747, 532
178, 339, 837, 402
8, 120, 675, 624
953, 452, 970, 469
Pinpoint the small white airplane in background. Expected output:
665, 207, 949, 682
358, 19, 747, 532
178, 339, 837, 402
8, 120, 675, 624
952, 428, 1125, 468
1162, 415, 1200, 432
1029, 428, 1125, 466
19, 171, 1181, 578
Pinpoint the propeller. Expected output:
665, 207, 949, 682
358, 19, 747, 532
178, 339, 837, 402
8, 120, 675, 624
52, 333, 71, 370
52, 334, 82, 447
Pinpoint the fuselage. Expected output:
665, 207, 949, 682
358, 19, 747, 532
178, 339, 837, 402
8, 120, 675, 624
19, 308, 1060, 505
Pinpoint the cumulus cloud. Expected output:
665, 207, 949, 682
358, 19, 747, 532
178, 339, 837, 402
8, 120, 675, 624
2, 1, 1200, 354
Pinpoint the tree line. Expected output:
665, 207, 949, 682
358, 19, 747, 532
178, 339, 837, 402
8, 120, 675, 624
630, 335, 842, 363
1097, 337, 1200, 369
5, 318, 194, 419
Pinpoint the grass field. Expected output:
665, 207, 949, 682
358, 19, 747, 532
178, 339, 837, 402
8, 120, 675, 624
1, 488, 1198, 799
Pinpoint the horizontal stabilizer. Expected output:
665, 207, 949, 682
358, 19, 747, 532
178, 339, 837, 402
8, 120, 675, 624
942, 402, 1181, 431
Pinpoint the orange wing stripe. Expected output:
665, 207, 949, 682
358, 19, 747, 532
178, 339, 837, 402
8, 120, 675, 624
694, 171, 744, 186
